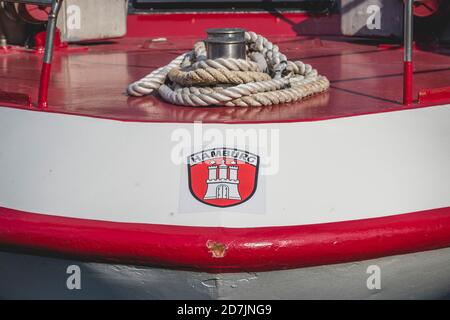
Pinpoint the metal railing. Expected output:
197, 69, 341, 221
403, 0, 414, 106
2, 0, 61, 108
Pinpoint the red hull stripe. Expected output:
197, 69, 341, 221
0, 206, 449, 272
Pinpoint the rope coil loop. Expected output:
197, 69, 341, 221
127, 31, 329, 107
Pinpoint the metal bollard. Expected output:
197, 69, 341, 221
206, 28, 246, 60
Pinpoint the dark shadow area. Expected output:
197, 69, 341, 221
131, 0, 335, 13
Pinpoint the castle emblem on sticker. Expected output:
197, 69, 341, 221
188, 148, 259, 207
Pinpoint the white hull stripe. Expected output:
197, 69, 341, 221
0, 105, 449, 227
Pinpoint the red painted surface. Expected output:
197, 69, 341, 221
0, 14, 450, 121
411, 0, 441, 17
403, 61, 414, 105
22, 4, 51, 22
38, 62, 52, 108
419, 86, 450, 104
34, 29, 68, 54
126, 12, 311, 38
0, 45, 14, 54
0, 90, 32, 108
1, 35, 450, 123
0, 206, 449, 272
377, 42, 418, 51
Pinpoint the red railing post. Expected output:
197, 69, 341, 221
38, 0, 62, 108
403, 0, 414, 106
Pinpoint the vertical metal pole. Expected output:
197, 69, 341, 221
0, 25, 6, 48
403, 0, 414, 106
0, 6, 8, 49
38, 0, 62, 108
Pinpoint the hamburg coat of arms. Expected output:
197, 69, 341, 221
187, 148, 259, 207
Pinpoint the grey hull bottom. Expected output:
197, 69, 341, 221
1, 248, 450, 299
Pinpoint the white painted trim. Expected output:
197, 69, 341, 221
0, 106, 449, 227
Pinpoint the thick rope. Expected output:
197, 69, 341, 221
168, 67, 272, 86
127, 31, 329, 107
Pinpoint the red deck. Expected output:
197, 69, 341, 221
1, 17, 450, 123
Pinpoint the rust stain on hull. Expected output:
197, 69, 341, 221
206, 241, 227, 258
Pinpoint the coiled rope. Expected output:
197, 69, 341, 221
127, 31, 330, 107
